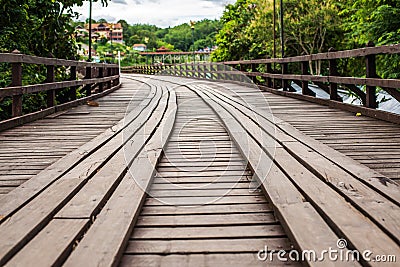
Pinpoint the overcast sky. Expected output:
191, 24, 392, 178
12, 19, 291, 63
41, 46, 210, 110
73, 0, 236, 28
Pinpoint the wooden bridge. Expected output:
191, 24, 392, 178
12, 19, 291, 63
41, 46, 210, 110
0, 45, 399, 266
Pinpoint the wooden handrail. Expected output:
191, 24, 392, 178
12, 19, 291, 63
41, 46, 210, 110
0, 76, 120, 97
220, 43, 400, 109
0, 52, 120, 123
223, 43, 400, 64
0, 52, 118, 68
121, 44, 400, 124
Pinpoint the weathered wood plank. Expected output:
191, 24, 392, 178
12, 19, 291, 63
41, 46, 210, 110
198, 85, 397, 264
0, 82, 155, 218
63, 89, 177, 267
136, 213, 276, 226
140, 203, 272, 215
132, 224, 285, 240
4, 219, 88, 266
120, 253, 301, 267
0, 178, 82, 265
55, 87, 168, 219
195, 85, 358, 267
125, 238, 290, 254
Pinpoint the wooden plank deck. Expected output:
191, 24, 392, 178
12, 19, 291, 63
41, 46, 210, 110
231, 85, 400, 181
0, 78, 150, 195
120, 86, 297, 266
0, 74, 398, 266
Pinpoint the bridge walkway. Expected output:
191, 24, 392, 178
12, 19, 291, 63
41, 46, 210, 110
0, 75, 397, 266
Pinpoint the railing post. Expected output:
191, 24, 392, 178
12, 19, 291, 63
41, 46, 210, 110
328, 48, 339, 101
46, 64, 55, 108
301, 61, 309, 95
240, 63, 246, 82
223, 63, 228, 81
366, 41, 377, 109
85, 65, 92, 96
11, 50, 23, 117
107, 67, 112, 89
251, 63, 257, 84
69, 65, 77, 100
115, 66, 120, 85
199, 63, 203, 79
98, 65, 104, 92
266, 63, 273, 88
282, 62, 288, 91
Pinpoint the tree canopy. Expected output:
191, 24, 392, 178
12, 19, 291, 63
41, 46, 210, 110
211, 0, 400, 78
0, 0, 107, 58
212, 0, 400, 59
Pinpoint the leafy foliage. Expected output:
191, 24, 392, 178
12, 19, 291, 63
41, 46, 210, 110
213, 0, 399, 77
116, 19, 221, 52
212, 0, 341, 64
0, 0, 107, 120
212, 0, 257, 61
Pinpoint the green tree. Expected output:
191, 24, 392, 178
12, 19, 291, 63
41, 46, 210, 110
212, 0, 256, 61
212, 0, 341, 66
117, 19, 130, 44
342, 0, 400, 79
98, 18, 108, 23
284, 0, 342, 74
0, 0, 108, 58
0, 0, 108, 120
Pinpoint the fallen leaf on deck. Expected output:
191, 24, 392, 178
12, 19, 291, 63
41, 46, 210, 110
87, 100, 99, 107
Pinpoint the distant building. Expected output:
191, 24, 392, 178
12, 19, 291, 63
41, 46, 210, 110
75, 25, 88, 38
132, 44, 147, 52
84, 22, 123, 44
156, 46, 170, 52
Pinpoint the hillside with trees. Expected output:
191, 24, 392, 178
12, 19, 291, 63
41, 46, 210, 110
74, 19, 221, 53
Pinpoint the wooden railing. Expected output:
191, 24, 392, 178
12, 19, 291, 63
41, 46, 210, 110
123, 64, 173, 75
122, 44, 400, 124
0, 51, 120, 129
223, 43, 400, 109
122, 63, 228, 79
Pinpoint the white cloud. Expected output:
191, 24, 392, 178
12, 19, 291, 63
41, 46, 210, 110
74, 0, 236, 27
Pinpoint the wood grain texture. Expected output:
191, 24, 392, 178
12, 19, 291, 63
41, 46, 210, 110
121, 85, 292, 266
0, 78, 151, 197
